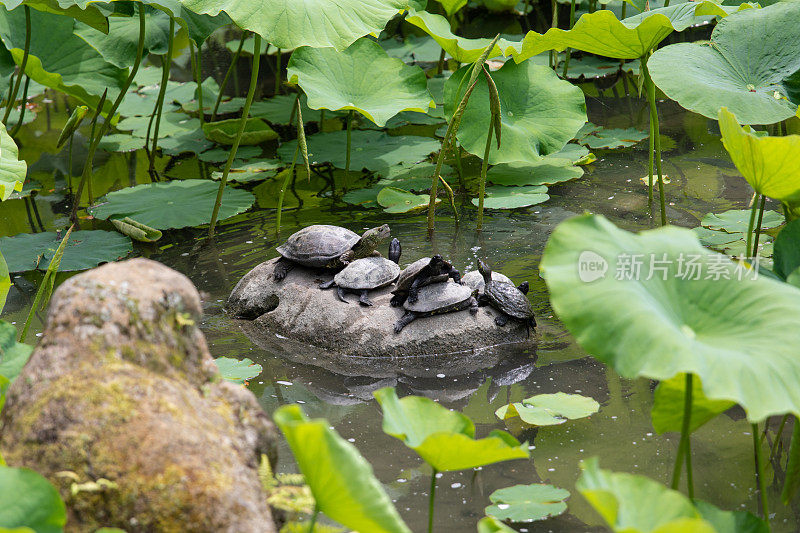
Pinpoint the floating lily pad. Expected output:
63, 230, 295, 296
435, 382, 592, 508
117, 112, 200, 139
250, 94, 323, 125
0, 121, 26, 201
343, 186, 383, 209
199, 145, 262, 163
651, 374, 735, 435
0, 465, 66, 532
385, 110, 445, 128
445, 60, 586, 164
381, 34, 444, 63
159, 127, 214, 155
564, 55, 629, 80
496, 392, 600, 426
692, 227, 745, 247
485, 484, 569, 523
377, 187, 437, 213
649, 3, 800, 124
214, 357, 262, 384
97, 133, 147, 153
210, 161, 282, 183
487, 161, 584, 186
554, 143, 595, 165
701, 210, 784, 234
0, 230, 132, 273
202, 118, 278, 145
577, 123, 648, 149
89, 180, 255, 230
278, 130, 440, 172
473, 186, 550, 209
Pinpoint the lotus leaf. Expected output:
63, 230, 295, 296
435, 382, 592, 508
0, 123, 26, 202
250, 94, 322, 124
2, 0, 110, 31
199, 145, 262, 163
436, 0, 466, 16
472, 185, 549, 209
692, 500, 769, 533
98, 133, 148, 153
577, 123, 648, 149
487, 161, 584, 187
109, 217, 162, 243
405, 9, 522, 63
0, 254, 8, 311
343, 186, 383, 208
555, 143, 595, 165
278, 130, 440, 172
381, 34, 443, 64
718, 108, 800, 201
651, 374, 735, 434
384, 110, 444, 128
700, 209, 783, 234
445, 60, 586, 164
0, 466, 65, 533
0, 320, 32, 386
287, 39, 433, 127
377, 187, 436, 213
158, 126, 214, 155
210, 161, 282, 183
691, 227, 745, 247
374, 387, 529, 472
202, 118, 278, 145
540, 214, 800, 422
496, 392, 600, 426
564, 55, 631, 80
117, 112, 200, 138
0, 230, 132, 273
273, 404, 411, 533
214, 357, 262, 384
485, 484, 569, 523
89, 180, 255, 230
773, 219, 800, 280
649, 3, 800, 124
477, 517, 516, 533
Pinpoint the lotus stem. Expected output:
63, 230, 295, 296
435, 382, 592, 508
276, 143, 299, 235
319, 109, 325, 128
67, 135, 74, 194
2, 5, 30, 125
562, 0, 577, 78
212, 31, 247, 121
477, 120, 494, 231
209, 33, 261, 237
428, 468, 438, 533
9, 74, 31, 138
275, 48, 281, 95
670, 374, 693, 494
344, 109, 354, 191
437, 48, 446, 75
190, 40, 204, 126
23, 196, 37, 232
641, 56, 666, 226
769, 414, 789, 462
307, 505, 319, 533
663, 0, 670, 7
148, 16, 175, 179
521, 0, 531, 31
752, 194, 766, 258
647, 114, 654, 205
550, 0, 558, 70
753, 422, 770, 528
746, 192, 759, 261
3, 74, 13, 116
621, 1, 627, 18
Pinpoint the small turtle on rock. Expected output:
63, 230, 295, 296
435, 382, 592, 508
390, 255, 462, 307
479, 259, 537, 335
319, 238, 402, 306
273, 224, 390, 281
462, 270, 529, 297
394, 282, 478, 333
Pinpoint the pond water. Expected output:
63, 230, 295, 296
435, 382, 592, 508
2, 92, 797, 531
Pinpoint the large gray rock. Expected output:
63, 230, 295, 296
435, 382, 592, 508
227, 258, 535, 357
0, 258, 278, 533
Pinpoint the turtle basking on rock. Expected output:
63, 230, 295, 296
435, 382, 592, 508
462, 270, 529, 296
394, 282, 478, 333
319, 238, 402, 306
479, 259, 536, 335
390, 255, 462, 307
273, 224, 390, 281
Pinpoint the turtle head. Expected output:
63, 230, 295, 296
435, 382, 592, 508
388, 238, 402, 264
429, 254, 445, 273
478, 259, 492, 283
360, 224, 391, 250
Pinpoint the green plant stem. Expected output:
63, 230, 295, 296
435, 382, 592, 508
276, 138, 299, 234
562, 0, 576, 78
621, 1, 627, 18
66, 135, 74, 194
209, 33, 261, 237
344, 109, 354, 192
770, 414, 789, 462
477, 120, 494, 231
752, 194, 766, 258
753, 422, 770, 528
148, 16, 175, 178
437, 47, 446, 75
521, 0, 531, 30
642, 56, 666, 226
746, 192, 759, 261
550, 0, 558, 70
647, 118, 654, 206
9, 74, 30, 138
212, 32, 246, 121
307, 505, 319, 533
275, 48, 281, 95
2, 6, 30, 125
671, 374, 693, 494
663, 0, 670, 6
428, 469, 438, 533
319, 109, 325, 129
190, 40, 204, 127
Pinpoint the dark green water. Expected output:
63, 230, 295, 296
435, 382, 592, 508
2, 94, 796, 531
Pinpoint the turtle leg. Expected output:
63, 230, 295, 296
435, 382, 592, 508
408, 278, 422, 304
339, 250, 354, 266
336, 287, 349, 303
517, 281, 529, 295
394, 311, 417, 333
319, 279, 336, 290
495, 314, 509, 327
273, 258, 294, 281
358, 290, 374, 307
469, 296, 479, 314
390, 293, 405, 307
448, 266, 463, 284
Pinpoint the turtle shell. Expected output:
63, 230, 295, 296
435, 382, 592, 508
276, 225, 360, 267
393, 257, 429, 292
404, 282, 473, 313
462, 270, 512, 294
485, 280, 534, 319
334, 257, 401, 290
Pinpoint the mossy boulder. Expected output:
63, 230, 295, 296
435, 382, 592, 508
0, 258, 278, 532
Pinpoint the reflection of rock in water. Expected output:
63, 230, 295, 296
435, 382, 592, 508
240, 319, 537, 405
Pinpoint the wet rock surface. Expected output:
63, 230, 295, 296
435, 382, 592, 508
0, 258, 278, 533
227, 258, 535, 357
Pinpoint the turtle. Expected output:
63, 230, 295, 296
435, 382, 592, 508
462, 269, 529, 296
393, 282, 478, 333
273, 224, 391, 281
479, 259, 537, 335
390, 255, 462, 307
319, 238, 402, 306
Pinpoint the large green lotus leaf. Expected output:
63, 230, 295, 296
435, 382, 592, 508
0, 6, 126, 107
651, 374, 735, 434
435, 0, 466, 16
445, 60, 586, 164
0, 466, 66, 533
202, 118, 278, 145
577, 123, 648, 149
405, 9, 522, 63
485, 484, 569, 523
496, 392, 600, 426
0, 320, 32, 384
199, 145, 261, 163
2, 0, 108, 32
718, 108, 800, 201
118, 112, 201, 138
773, 219, 800, 280
487, 160, 583, 187
376, 187, 436, 213
0, 123, 26, 202
273, 405, 411, 533
472, 185, 550, 209
700, 209, 783, 234
540, 214, 800, 422
178, 0, 424, 51
210, 161, 282, 183
650, 3, 800, 124
0, 230, 132, 273
278, 130, 440, 172
513, 2, 752, 61
213, 357, 262, 384
287, 39, 433, 127
381, 34, 442, 64
89, 180, 255, 230
250, 94, 323, 125
693, 500, 769, 533
374, 387, 529, 471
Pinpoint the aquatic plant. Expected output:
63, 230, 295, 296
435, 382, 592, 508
496, 392, 599, 426
0, 465, 66, 531
484, 483, 569, 523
